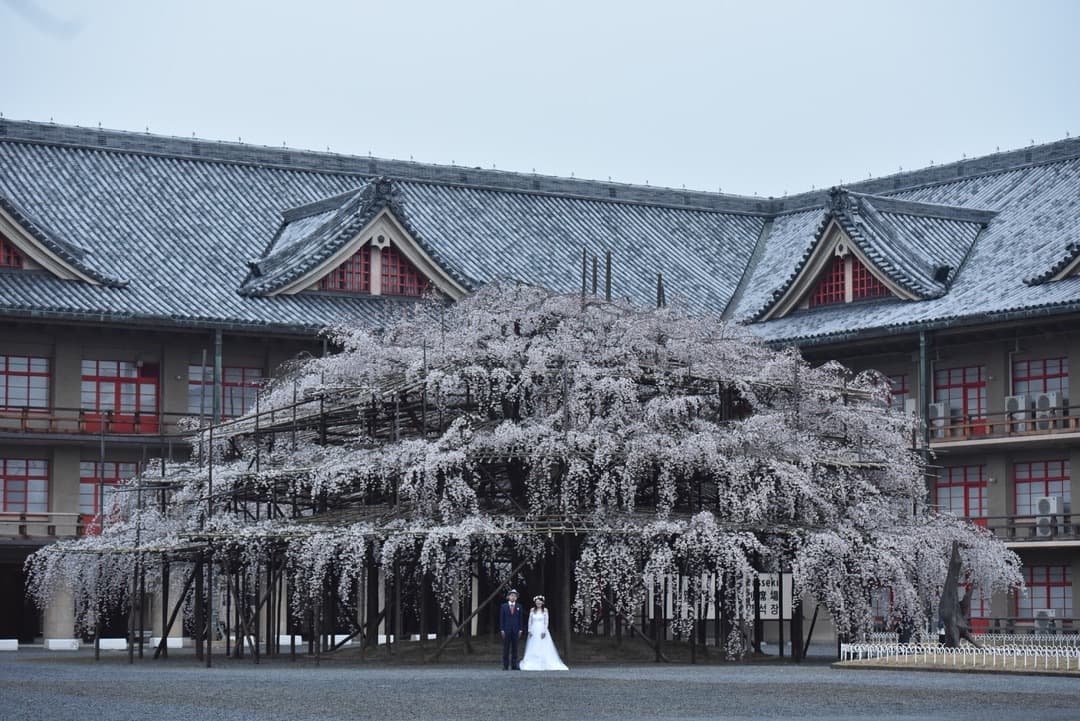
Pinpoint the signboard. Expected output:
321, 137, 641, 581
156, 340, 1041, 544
756, 573, 792, 620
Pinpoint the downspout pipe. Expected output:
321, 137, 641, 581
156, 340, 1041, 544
213, 329, 223, 425
918, 330, 932, 499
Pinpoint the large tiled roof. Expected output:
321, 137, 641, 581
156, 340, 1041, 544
0, 120, 765, 333
1, 119, 1079, 344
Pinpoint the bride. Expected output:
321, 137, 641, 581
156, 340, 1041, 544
519, 595, 569, 671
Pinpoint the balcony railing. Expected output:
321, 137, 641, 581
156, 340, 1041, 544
968, 514, 1079, 543
0, 406, 195, 436
0, 511, 85, 539
929, 406, 1080, 443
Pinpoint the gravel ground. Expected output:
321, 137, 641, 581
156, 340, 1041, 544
1, 649, 1078, 721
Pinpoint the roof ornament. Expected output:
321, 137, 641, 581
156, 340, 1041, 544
826, 187, 850, 214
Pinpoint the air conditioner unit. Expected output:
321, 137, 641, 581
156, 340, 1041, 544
1004, 394, 1029, 432
903, 398, 918, 416
1036, 496, 1062, 516
1035, 391, 1061, 430
928, 402, 948, 438
1035, 496, 1062, 538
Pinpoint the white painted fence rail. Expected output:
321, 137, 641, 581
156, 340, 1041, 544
841, 642, 1080, 671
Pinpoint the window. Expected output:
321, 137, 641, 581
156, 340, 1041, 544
0, 234, 24, 268
1016, 564, 1072, 619
187, 365, 263, 418
809, 256, 846, 307
0, 458, 48, 512
79, 461, 138, 515
966, 588, 990, 632
934, 365, 986, 429
319, 245, 371, 292
80, 360, 159, 433
936, 465, 987, 520
850, 258, 891, 300
1013, 358, 1068, 396
381, 246, 428, 297
0, 355, 49, 410
1014, 460, 1070, 515
888, 374, 910, 412
809, 254, 891, 308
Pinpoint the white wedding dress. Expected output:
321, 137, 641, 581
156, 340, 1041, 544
519, 610, 569, 671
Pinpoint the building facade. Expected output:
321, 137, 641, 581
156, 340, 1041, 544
1, 119, 1079, 643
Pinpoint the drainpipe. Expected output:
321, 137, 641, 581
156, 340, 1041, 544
919, 331, 933, 500
213, 329, 223, 425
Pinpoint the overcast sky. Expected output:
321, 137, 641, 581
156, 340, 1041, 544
3, 0, 1078, 197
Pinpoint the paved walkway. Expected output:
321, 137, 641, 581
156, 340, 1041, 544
1, 649, 1078, 720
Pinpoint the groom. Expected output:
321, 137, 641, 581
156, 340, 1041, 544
499, 588, 525, 670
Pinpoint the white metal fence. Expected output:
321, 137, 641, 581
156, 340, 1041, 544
840, 642, 1080, 671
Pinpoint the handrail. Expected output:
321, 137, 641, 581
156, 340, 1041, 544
929, 404, 1080, 442
0, 405, 199, 437
0, 511, 87, 539
941, 513, 1080, 541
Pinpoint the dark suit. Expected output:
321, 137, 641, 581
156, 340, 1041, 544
499, 600, 525, 669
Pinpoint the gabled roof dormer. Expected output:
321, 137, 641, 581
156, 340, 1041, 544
0, 196, 126, 286
240, 178, 468, 300
755, 188, 994, 321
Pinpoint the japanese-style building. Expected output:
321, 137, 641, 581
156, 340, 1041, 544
2, 118, 1079, 646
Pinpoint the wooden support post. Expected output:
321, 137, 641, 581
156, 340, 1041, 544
154, 563, 198, 660
561, 534, 571, 662
790, 594, 804, 663
160, 561, 169, 659
194, 560, 204, 660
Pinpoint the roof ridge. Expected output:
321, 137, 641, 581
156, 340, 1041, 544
0, 119, 766, 215
846, 192, 996, 224
3, 118, 1077, 221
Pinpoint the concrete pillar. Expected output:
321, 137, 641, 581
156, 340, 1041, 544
43, 588, 79, 649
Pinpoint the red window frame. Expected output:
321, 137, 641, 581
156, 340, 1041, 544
187, 365, 263, 418
0, 458, 48, 512
0, 355, 50, 410
1013, 357, 1069, 397
964, 585, 990, 632
381, 246, 428, 297
934, 365, 987, 433
80, 360, 159, 433
79, 461, 138, 516
0, 234, 24, 268
936, 465, 987, 523
1014, 460, 1070, 515
850, 258, 891, 300
888, 374, 910, 412
809, 256, 846, 307
319, 245, 371, 292
1015, 564, 1072, 619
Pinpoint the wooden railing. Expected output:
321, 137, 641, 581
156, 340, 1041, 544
930, 405, 1080, 442
0, 511, 85, 539
0, 406, 194, 436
